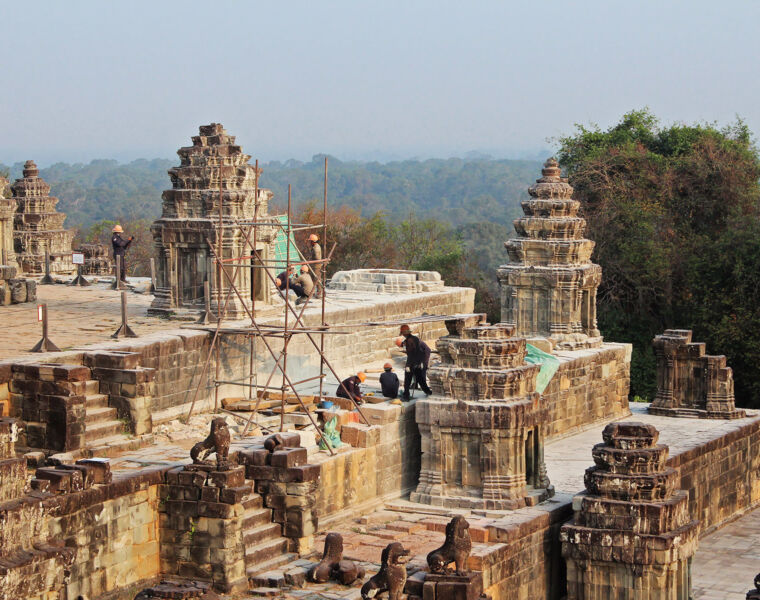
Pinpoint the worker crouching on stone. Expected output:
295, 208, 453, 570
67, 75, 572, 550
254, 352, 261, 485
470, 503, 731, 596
293, 265, 315, 305
111, 224, 133, 282
380, 362, 400, 398
397, 324, 432, 401
275, 266, 296, 298
337, 371, 365, 405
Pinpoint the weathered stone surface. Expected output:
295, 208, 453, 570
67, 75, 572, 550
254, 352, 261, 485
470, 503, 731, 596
77, 242, 112, 275
328, 268, 444, 294
561, 422, 699, 599
413, 317, 553, 510
0, 176, 18, 271
150, 123, 278, 318
11, 160, 75, 275
650, 329, 746, 419
497, 158, 602, 350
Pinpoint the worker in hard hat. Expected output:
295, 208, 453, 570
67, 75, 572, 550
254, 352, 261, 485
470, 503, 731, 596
336, 371, 365, 404
111, 224, 134, 282
397, 324, 432, 401
379, 362, 400, 399
306, 233, 324, 298
293, 264, 315, 305
275, 265, 296, 294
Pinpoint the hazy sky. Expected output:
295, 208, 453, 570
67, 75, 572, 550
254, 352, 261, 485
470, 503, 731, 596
2, 1, 758, 165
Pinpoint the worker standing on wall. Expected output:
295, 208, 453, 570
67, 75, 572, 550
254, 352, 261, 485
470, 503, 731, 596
379, 362, 400, 398
336, 372, 366, 404
398, 324, 433, 401
306, 233, 323, 298
111, 224, 133, 282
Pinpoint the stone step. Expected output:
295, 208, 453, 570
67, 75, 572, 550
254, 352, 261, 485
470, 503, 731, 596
85, 393, 109, 409
246, 552, 298, 587
86, 433, 154, 458
242, 507, 272, 531
84, 380, 100, 395
248, 571, 286, 590
245, 537, 290, 570
85, 420, 126, 444
243, 522, 282, 547
242, 494, 264, 511
85, 406, 118, 425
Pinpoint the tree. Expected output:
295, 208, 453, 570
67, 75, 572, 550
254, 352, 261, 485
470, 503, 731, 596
558, 109, 760, 405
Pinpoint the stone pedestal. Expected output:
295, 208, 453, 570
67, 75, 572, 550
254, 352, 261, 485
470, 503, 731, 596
560, 422, 699, 600
498, 158, 602, 350
411, 317, 553, 510
650, 329, 745, 419
159, 463, 251, 594
150, 124, 278, 319
11, 160, 74, 275
406, 571, 486, 600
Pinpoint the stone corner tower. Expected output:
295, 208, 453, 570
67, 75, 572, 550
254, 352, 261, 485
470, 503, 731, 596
560, 422, 699, 599
0, 175, 17, 269
150, 123, 278, 319
11, 160, 75, 275
411, 315, 553, 510
497, 158, 602, 350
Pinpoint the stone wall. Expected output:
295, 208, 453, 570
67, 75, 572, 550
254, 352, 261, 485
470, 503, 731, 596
317, 402, 421, 525
542, 343, 631, 439
667, 416, 760, 534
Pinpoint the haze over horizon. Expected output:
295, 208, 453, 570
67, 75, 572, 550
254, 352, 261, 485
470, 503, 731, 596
1, 0, 758, 166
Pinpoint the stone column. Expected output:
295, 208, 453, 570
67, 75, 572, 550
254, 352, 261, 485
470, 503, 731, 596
560, 422, 699, 600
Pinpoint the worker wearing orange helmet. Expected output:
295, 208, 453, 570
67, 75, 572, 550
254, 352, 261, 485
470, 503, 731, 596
379, 362, 400, 398
111, 224, 134, 282
397, 324, 432, 401
336, 371, 365, 404
306, 233, 323, 298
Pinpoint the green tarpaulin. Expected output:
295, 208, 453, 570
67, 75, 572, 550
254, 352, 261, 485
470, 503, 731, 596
524, 343, 561, 393
271, 215, 301, 271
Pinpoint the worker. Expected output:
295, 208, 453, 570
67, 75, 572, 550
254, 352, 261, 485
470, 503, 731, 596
275, 266, 295, 293
293, 265, 315, 305
111, 224, 133, 282
336, 371, 365, 404
306, 233, 323, 298
379, 362, 400, 398
398, 324, 432, 401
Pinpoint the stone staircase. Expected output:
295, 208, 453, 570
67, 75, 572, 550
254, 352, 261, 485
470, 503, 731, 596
243, 492, 296, 588
81, 379, 152, 457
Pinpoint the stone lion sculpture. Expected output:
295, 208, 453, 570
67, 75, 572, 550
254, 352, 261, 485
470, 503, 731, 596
308, 532, 365, 585
426, 515, 471, 575
361, 542, 410, 600
190, 417, 230, 469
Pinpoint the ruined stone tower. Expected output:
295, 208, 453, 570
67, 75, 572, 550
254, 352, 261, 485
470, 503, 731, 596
0, 176, 17, 269
498, 158, 602, 350
12, 160, 75, 275
412, 316, 553, 509
561, 422, 699, 599
650, 329, 745, 419
150, 124, 278, 319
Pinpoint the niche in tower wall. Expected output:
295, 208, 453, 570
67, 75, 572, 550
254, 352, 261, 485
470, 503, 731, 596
250, 251, 266, 303
178, 247, 208, 305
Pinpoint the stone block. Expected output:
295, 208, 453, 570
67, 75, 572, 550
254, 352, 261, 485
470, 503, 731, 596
270, 448, 307, 468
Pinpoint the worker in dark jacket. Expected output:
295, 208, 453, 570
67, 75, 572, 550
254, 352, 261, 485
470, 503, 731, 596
336, 372, 366, 404
275, 266, 295, 293
111, 224, 133, 282
379, 363, 400, 398
398, 324, 432, 401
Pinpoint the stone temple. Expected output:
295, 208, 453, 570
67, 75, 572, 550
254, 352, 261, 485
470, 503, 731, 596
150, 124, 278, 319
498, 158, 602, 350
11, 160, 75, 275
0, 145, 758, 600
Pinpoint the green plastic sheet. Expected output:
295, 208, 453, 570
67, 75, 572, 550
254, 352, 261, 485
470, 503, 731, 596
524, 343, 560, 393
272, 215, 301, 271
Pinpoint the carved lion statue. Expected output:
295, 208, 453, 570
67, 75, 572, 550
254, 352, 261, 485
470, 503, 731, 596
426, 515, 471, 575
309, 532, 365, 585
361, 542, 409, 600
190, 417, 230, 468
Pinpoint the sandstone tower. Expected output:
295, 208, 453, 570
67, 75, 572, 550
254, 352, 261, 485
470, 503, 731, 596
412, 316, 553, 509
561, 422, 698, 599
0, 175, 17, 269
12, 160, 74, 275
150, 124, 278, 319
498, 158, 602, 350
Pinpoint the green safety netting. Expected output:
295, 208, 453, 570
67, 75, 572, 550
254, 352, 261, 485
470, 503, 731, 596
271, 215, 301, 271
524, 343, 561, 393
